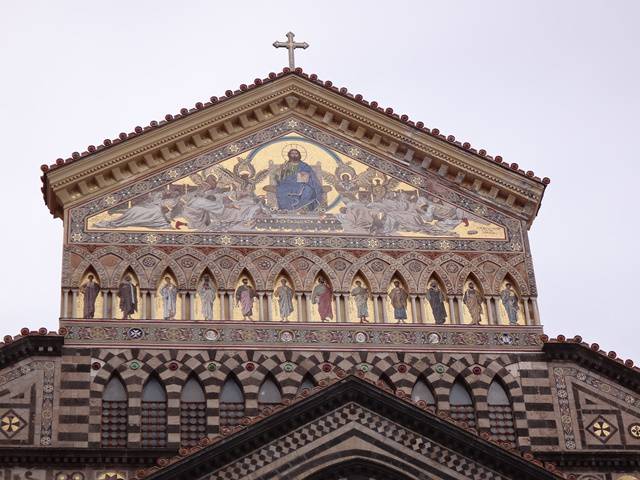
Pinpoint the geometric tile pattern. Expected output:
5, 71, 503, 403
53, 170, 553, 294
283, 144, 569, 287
586, 416, 617, 443
0, 409, 26, 439
207, 403, 508, 480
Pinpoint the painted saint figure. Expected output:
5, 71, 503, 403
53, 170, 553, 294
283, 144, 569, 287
389, 280, 409, 323
80, 274, 100, 319
311, 277, 333, 322
350, 280, 370, 323
160, 276, 178, 320
275, 148, 324, 211
198, 276, 216, 321
118, 275, 137, 320
274, 279, 295, 321
500, 283, 520, 325
463, 283, 484, 325
235, 278, 257, 320
426, 282, 447, 325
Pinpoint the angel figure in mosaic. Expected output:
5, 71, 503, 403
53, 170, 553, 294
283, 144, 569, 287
358, 169, 400, 203
213, 157, 270, 200
320, 161, 361, 202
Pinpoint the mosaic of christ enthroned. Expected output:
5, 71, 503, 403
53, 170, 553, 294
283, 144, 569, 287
87, 134, 505, 239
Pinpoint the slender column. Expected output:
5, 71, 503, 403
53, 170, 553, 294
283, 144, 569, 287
381, 296, 389, 323
333, 293, 342, 323
189, 292, 196, 321
110, 290, 117, 319
523, 298, 531, 325
341, 293, 358, 322
373, 295, 379, 323
456, 296, 465, 325
266, 293, 273, 321
487, 297, 495, 325
258, 293, 265, 321
419, 297, 426, 324
532, 298, 541, 325
72, 289, 79, 318
306, 294, 313, 322
410, 295, 417, 324
228, 293, 235, 320
62, 289, 70, 318
101, 291, 108, 319
448, 297, 455, 324
148, 291, 156, 319
217, 292, 223, 320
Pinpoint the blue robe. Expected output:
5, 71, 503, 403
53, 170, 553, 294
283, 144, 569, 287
275, 161, 323, 211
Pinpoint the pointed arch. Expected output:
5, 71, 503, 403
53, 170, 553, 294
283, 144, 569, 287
101, 373, 128, 447
381, 265, 417, 294
461, 273, 486, 325
297, 372, 316, 394
155, 267, 182, 320
273, 269, 296, 321
219, 373, 245, 426
487, 376, 517, 445
141, 373, 167, 447
258, 373, 283, 405
116, 267, 141, 320
233, 269, 258, 320
411, 377, 436, 407
449, 376, 476, 428
180, 374, 206, 447
266, 262, 303, 292
348, 270, 374, 324
196, 268, 218, 321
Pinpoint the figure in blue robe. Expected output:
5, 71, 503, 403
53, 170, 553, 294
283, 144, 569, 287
275, 149, 323, 211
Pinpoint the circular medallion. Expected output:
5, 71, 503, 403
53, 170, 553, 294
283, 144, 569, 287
354, 332, 368, 344
629, 423, 640, 439
129, 360, 141, 370
280, 331, 294, 343
434, 364, 446, 374
127, 327, 144, 340
359, 364, 369, 373
322, 363, 332, 373
283, 362, 295, 373
245, 362, 255, 372
426, 332, 440, 344
472, 366, 482, 375
207, 362, 217, 372
204, 329, 220, 341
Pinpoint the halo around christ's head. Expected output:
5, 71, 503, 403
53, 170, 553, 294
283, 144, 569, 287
281, 143, 308, 162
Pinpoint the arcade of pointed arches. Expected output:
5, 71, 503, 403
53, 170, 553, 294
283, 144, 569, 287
62, 247, 540, 325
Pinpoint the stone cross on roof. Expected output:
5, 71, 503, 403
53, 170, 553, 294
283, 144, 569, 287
273, 32, 309, 69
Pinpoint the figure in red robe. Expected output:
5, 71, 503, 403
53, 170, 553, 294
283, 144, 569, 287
311, 277, 333, 322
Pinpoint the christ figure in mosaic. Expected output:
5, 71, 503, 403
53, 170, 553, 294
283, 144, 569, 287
160, 276, 178, 320
235, 278, 257, 320
463, 283, 484, 325
350, 280, 370, 323
80, 274, 100, 319
389, 280, 409, 323
311, 277, 333, 322
198, 276, 216, 321
500, 283, 520, 325
274, 279, 295, 321
426, 282, 447, 325
118, 275, 137, 320
275, 148, 323, 211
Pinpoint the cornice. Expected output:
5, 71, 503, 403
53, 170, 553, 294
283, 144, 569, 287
42, 71, 547, 226
0, 447, 172, 467
543, 335, 640, 392
0, 328, 64, 370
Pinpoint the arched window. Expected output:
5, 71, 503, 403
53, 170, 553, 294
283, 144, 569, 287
258, 374, 282, 406
219, 375, 245, 426
449, 378, 476, 428
101, 374, 128, 447
488, 378, 516, 444
411, 378, 436, 407
141, 375, 167, 447
297, 373, 316, 394
180, 375, 206, 447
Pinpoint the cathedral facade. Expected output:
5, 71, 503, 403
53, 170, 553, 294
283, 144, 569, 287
1, 69, 639, 480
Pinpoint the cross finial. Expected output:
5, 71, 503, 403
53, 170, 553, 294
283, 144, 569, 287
273, 32, 309, 69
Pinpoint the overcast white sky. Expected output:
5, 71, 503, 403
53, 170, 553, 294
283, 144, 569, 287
1, 1, 638, 359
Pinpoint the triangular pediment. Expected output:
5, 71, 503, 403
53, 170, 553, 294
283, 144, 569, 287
140, 376, 561, 480
43, 72, 546, 229
80, 127, 506, 247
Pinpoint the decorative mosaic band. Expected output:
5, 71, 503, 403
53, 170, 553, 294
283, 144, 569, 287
67, 118, 524, 253
60, 320, 544, 351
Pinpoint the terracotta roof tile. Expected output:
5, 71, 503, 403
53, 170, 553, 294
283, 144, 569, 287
40, 68, 549, 187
